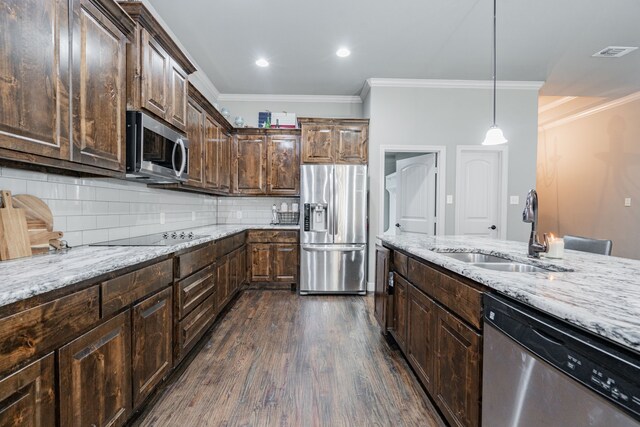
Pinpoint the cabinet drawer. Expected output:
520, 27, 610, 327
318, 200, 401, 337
175, 243, 215, 279
408, 258, 483, 329
0, 286, 99, 375
393, 251, 409, 278
0, 353, 55, 427
247, 230, 298, 243
176, 264, 216, 319
216, 232, 245, 257
102, 259, 173, 316
177, 293, 216, 360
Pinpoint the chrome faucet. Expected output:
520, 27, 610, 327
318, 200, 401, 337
522, 189, 548, 258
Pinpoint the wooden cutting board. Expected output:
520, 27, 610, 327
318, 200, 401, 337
13, 194, 63, 254
0, 190, 33, 260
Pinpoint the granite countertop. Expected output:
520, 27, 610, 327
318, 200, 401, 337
0, 224, 298, 310
378, 233, 640, 353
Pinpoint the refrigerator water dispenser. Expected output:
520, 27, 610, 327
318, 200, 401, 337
303, 203, 328, 232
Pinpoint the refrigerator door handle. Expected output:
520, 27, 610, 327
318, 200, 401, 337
303, 244, 366, 252
333, 166, 338, 236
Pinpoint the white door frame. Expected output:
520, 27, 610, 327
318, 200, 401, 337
454, 145, 508, 239
379, 145, 447, 236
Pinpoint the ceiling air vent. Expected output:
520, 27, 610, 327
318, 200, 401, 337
592, 46, 638, 58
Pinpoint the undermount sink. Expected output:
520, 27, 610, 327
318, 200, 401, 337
441, 252, 511, 263
470, 262, 552, 273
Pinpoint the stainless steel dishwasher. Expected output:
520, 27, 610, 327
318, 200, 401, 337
482, 294, 640, 427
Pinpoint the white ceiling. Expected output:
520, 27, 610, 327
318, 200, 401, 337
147, 0, 640, 98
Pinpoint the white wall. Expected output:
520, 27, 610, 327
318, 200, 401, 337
218, 98, 363, 128
0, 167, 217, 247
366, 84, 540, 281
537, 94, 640, 259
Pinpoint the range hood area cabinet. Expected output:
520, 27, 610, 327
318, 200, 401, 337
299, 118, 369, 165
0, 0, 135, 176
231, 129, 301, 196
118, 2, 196, 132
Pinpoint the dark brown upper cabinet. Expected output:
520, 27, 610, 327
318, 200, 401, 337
119, 2, 196, 132
267, 134, 300, 195
219, 131, 232, 193
0, 0, 134, 175
232, 129, 300, 196
233, 134, 267, 195
186, 98, 205, 188
299, 118, 369, 165
204, 113, 220, 189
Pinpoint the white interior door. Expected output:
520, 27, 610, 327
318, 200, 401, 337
456, 149, 505, 238
395, 154, 437, 234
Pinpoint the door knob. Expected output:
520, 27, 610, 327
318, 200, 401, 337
395, 223, 401, 228
488, 225, 497, 230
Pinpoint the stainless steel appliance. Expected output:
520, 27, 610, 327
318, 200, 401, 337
126, 111, 190, 183
91, 231, 207, 246
483, 294, 640, 427
300, 164, 367, 295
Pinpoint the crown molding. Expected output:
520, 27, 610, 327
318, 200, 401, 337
539, 91, 640, 131
538, 96, 578, 113
360, 78, 545, 99
217, 93, 362, 104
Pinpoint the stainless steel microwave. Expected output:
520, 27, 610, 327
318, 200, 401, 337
125, 111, 190, 183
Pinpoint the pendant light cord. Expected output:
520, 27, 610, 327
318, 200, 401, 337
492, 0, 497, 126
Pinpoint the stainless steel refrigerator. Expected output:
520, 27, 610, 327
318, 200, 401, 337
300, 164, 367, 295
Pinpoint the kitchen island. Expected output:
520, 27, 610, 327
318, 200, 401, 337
376, 232, 640, 427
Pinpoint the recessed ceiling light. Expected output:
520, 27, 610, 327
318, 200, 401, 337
255, 58, 269, 67
336, 48, 351, 58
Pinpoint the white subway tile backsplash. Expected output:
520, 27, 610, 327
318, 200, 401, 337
2, 168, 47, 181
96, 215, 119, 229
27, 180, 67, 199
0, 177, 28, 194
82, 229, 109, 245
82, 201, 109, 215
108, 202, 130, 215
66, 215, 97, 232
217, 197, 299, 225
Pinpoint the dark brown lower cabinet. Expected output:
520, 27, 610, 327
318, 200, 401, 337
132, 287, 173, 408
390, 273, 408, 352
374, 245, 390, 330
272, 244, 298, 282
216, 254, 230, 307
59, 311, 131, 427
249, 243, 271, 282
435, 305, 481, 427
176, 293, 216, 360
407, 285, 437, 395
0, 353, 56, 427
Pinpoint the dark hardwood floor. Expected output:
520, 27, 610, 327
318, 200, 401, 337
137, 290, 445, 427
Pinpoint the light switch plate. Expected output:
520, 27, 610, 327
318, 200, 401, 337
625, 198, 632, 207
160, 212, 165, 225
236, 211, 243, 219
446, 195, 453, 204
510, 196, 520, 205
191, 211, 196, 221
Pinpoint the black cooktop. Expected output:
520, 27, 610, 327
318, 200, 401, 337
91, 231, 208, 247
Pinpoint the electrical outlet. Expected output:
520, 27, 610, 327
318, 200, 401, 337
236, 211, 243, 219
160, 212, 165, 225
191, 211, 196, 221
625, 198, 632, 207
510, 196, 520, 205
446, 195, 453, 204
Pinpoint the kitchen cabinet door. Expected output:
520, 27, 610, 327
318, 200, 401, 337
204, 114, 220, 189
233, 135, 266, 194
435, 305, 481, 427
272, 244, 298, 283
267, 135, 300, 195
132, 287, 173, 408
249, 244, 272, 282
167, 59, 187, 131
216, 254, 230, 307
391, 273, 408, 352
71, 0, 127, 172
301, 124, 334, 163
334, 124, 368, 164
0, 353, 55, 427
140, 29, 169, 120
186, 99, 204, 187
59, 311, 131, 427
239, 246, 248, 286
407, 284, 438, 395
229, 249, 239, 294
219, 132, 231, 193
374, 245, 390, 331
0, 0, 70, 160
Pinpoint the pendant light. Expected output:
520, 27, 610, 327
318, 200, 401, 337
482, 0, 508, 145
